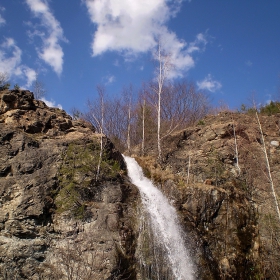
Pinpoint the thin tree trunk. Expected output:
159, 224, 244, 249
96, 133, 103, 181
186, 155, 191, 185
96, 89, 104, 181
232, 118, 241, 175
142, 99, 145, 156
127, 99, 131, 155
157, 93, 161, 161
157, 43, 162, 161
256, 111, 280, 222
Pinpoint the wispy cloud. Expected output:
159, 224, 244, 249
197, 74, 222, 92
0, 6, 5, 26
245, 60, 252, 67
103, 75, 116, 85
41, 97, 62, 109
0, 38, 36, 87
25, 0, 66, 75
83, 0, 207, 78
0, 38, 22, 73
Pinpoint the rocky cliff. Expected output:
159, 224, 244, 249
136, 111, 280, 279
0, 89, 140, 279
1, 89, 280, 280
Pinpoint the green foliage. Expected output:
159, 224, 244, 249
197, 119, 205, 125
260, 101, 280, 115
55, 141, 121, 219
0, 83, 10, 91
14, 84, 20, 90
240, 101, 280, 116
239, 104, 256, 115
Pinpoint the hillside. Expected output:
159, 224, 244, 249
135, 111, 280, 279
0, 89, 280, 279
0, 89, 139, 279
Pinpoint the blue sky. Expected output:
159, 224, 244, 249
0, 0, 279, 113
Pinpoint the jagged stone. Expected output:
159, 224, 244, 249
0, 90, 139, 280
2, 88, 280, 280
137, 111, 280, 279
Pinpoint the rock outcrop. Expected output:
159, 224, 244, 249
136, 112, 280, 279
0, 89, 139, 279
1, 89, 280, 280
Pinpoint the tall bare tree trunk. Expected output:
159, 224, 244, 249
232, 117, 241, 175
127, 96, 131, 155
156, 41, 164, 161
96, 89, 104, 181
186, 155, 191, 185
142, 99, 146, 156
256, 111, 280, 222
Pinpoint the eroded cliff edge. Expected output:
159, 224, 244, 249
0, 89, 140, 279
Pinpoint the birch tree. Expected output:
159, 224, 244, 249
141, 98, 146, 156
86, 85, 106, 181
255, 111, 280, 223
0, 72, 10, 90
32, 74, 46, 99
152, 40, 173, 161
122, 85, 134, 155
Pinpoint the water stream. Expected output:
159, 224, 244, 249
123, 156, 195, 280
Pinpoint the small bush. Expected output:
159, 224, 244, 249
260, 101, 280, 115
0, 83, 10, 91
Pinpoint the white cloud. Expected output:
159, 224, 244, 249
23, 67, 37, 87
41, 97, 62, 109
245, 60, 252, 67
197, 74, 222, 93
84, 0, 207, 78
0, 38, 37, 87
0, 38, 22, 73
25, 0, 66, 75
187, 33, 207, 53
0, 6, 5, 26
104, 75, 115, 85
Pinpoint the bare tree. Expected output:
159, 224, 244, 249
69, 107, 82, 120
0, 72, 10, 90
32, 74, 46, 99
161, 81, 210, 133
122, 85, 134, 155
141, 98, 146, 156
151, 39, 174, 161
232, 117, 241, 175
143, 80, 210, 156
86, 85, 106, 181
255, 111, 280, 223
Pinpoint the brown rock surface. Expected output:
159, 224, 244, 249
136, 111, 280, 279
2, 88, 280, 280
0, 89, 139, 279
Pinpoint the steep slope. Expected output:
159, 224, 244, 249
136, 111, 280, 280
0, 89, 139, 279
2, 89, 280, 280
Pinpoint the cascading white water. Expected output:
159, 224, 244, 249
123, 156, 195, 280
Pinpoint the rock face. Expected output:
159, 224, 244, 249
136, 112, 280, 280
1, 89, 280, 280
0, 89, 139, 279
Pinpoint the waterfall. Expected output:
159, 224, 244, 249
123, 156, 195, 280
